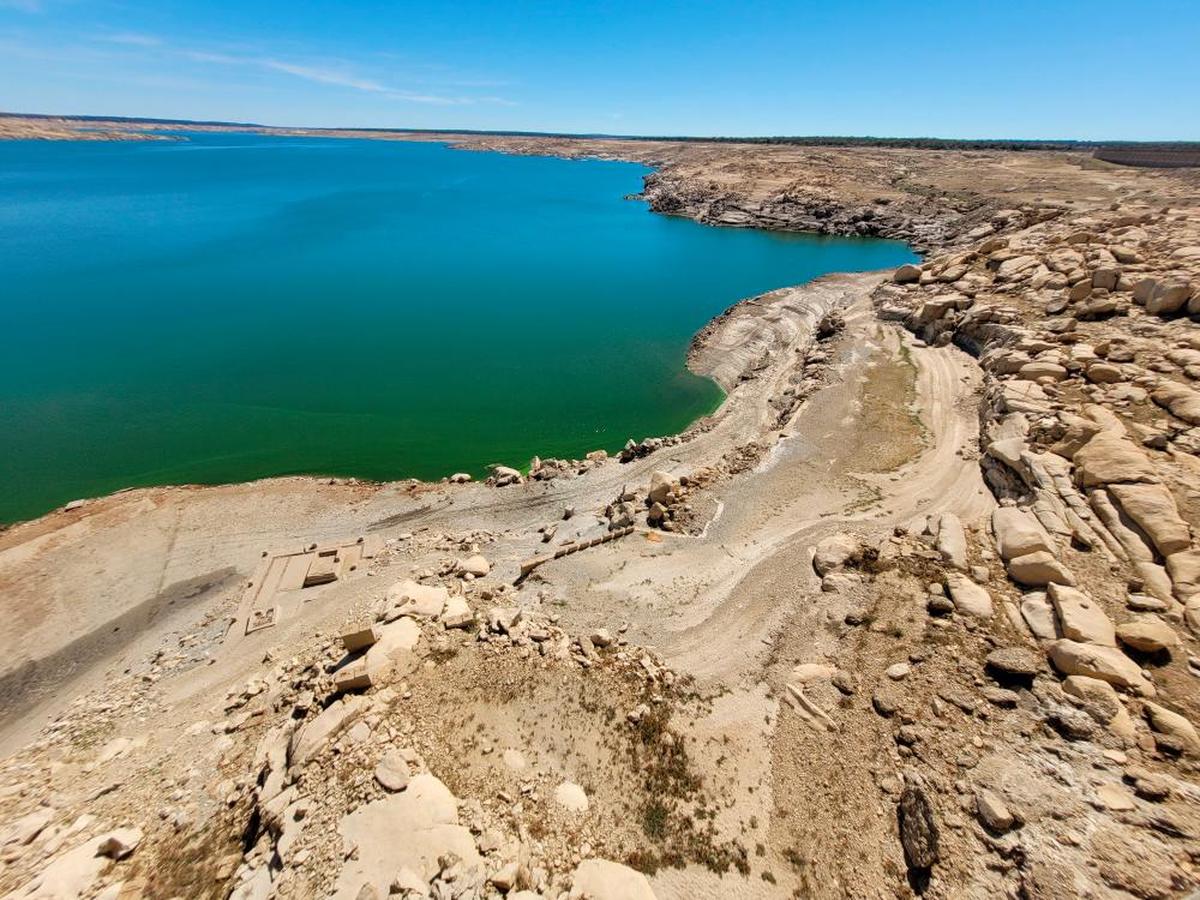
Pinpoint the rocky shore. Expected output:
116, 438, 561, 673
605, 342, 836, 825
1, 131, 1199, 899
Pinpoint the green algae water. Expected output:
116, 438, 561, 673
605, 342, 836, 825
0, 134, 916, 523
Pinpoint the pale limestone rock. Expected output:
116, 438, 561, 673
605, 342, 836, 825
812, 532, 861, 576
1145, 279, 1194, 316
332, 774, 482, 898
289, 696, 368, 768
1143, 702, 1200, 755
1019, 361, 1068, 381
1047, 640, 1154, 696
1007, 551, 1075, 587
1115, 619, 1179, 653
1095, 783, 1136, 811
441, 596, 474, 629
992, 507, 1054, 561
569, 859, 656, 900
374, 751, 410, 792
554, 781, 589, 813
1048, 583, 1116, 646
1021, 592, 1059, 641
790, 663, 836, 683
3, 807, 55, 847
976, 789, 1015, 832
385, 579, 449, 619
10, 832, 113, 899
1166, 548, 1200, 601
362, 618, 421, 685
1152, 381, 1200, 426
648, 470, 678, 505
1072, 432, 1158, 487
1107, 483, 1192, 556
460, 554, 490, 577
945, 573, 993, 618
935, 512, 968, 570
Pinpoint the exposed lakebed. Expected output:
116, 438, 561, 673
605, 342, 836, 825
0, 133, 916, 522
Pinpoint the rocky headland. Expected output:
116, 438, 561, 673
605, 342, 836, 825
2, 123, 1200, 899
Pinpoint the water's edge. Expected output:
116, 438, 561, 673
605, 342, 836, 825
1, 140, 914, 526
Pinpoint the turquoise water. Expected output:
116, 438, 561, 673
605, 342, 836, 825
0, 134, 916, 523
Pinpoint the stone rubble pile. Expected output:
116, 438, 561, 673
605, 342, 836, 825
853, 197, 1200, 894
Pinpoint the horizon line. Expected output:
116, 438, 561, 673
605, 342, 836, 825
3, 110, 1199, 148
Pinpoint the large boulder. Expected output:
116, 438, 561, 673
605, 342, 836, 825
992, 507, 1054, 561
289, 696, 368, 769
569, 859, 656, 900
893, 263, 922, 284
384, 579, 449, 619
935, 513, 968, 570
1048, 583, 1116, 647
332, 774, 482, 898
1046, 640, 1155, 696
648, 470, 679, 505
1072, 432, 1158, 487
812, 533, 862, 577
1144, 279, 1194, 316
1143, 702, 1200, 755
1107, 483, 1192, 556
1115, 619, 1179, 653
945, 573, 993, 618
363, 619, 421, 682
1166, 549, 1200, 601
1007, 551, 1074, 587
1152, 381, 1200, 426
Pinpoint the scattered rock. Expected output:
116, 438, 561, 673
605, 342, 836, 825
554, 781, 589, 814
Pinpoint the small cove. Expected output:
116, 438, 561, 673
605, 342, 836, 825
0, 134, 917, 523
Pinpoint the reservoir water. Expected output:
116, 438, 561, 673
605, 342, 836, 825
0, 133, 916, 523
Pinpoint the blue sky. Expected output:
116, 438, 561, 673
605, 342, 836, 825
1, 0, 1197, 139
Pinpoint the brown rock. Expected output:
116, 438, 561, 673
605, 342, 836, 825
1115, 619, 1179, 654
1107, 483, 1192, 556
1073, 432, 1158, 487
1046, 640, 1154, 696
1007, 551, 1075, 587
1048, 583, 1116, 646
1143, 702, 1200, 755
898, 777, 939, 870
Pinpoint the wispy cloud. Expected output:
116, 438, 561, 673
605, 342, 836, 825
97, 32, 163, 47
262, 59, 388, 94
83, 31, 515, 107
192, 48, 513, 105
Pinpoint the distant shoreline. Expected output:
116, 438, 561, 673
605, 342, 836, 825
3, 111, 1199, 152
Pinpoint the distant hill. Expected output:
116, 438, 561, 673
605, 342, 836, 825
3, 111, 1198, 157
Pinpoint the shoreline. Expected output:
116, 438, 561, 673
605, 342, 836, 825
0, 129, 917, 528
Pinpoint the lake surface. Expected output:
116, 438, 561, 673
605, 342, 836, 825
0, 134, 916, 523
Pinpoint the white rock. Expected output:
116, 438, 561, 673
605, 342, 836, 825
936, 512, 968, 570
461, 554, 490, 577
385, 579, 449, 619
569, 859, 655, 899
945, 573, 994, 618
441, 596, 474, 629
374, 751, 410, 792
332, 774, 482, 898
1048, 583, 1116, 646
554, 781, 589, 813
